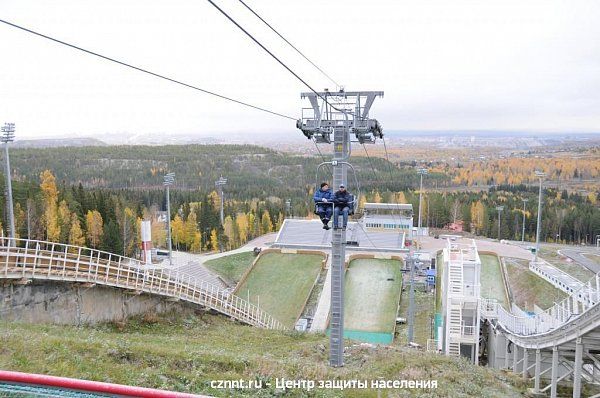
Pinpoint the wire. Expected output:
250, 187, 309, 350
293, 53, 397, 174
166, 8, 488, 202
361, 143, 381, 184
237, 0, 340, 89
205, 0, 350, 117
0, 18, 296, 121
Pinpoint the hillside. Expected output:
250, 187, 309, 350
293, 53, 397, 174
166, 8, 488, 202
0, 311, 526, 397
5, 144, 448, 196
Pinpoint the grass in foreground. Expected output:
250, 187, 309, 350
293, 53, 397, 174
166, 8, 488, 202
479, 254, 509, 308
344, 259, 402, 334
204, 251, 256, 285
396, 290, 435, 347
236, 252, 323, 328
505, 259, 567, 311
0, 312, 528, 397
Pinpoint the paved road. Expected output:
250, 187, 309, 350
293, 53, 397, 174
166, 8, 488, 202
560, 249, 600, 274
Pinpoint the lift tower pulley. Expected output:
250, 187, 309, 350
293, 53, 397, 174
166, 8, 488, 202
297, 90, 383, 367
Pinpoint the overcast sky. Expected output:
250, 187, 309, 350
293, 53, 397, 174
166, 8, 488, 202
1, 0, 599, 140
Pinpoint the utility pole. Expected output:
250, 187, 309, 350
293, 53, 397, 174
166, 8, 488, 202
285, 199, 291, 218
496, 206, 504, 240
164, 172, 175, 265
215, 176, 227, 226
298, 90, 383, 367
521, 198, 528, 243
1, 123, 15, 245
407, 252, 417, 344
534, 171, 546, 262
417, 168, 428, 240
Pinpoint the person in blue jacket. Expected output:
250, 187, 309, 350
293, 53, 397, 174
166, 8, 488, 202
333, 184, 353, 229
313, 182, 333, 230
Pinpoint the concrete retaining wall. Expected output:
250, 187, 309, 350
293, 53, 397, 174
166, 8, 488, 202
0, 280, 192, 325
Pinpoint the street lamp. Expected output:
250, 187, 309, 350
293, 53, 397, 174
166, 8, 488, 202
163, 172, 175, 265
496, 206, 504, 240
215, 176, 227, 226
534, 171, 546, 262
521, 198, 529, 243
1, 123, 15, 244
417, 168, 428, 238
285, 199, 291, 218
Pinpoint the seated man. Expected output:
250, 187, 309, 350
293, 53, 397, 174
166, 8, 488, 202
313, 182, 333, 230
333, 184, 352, 229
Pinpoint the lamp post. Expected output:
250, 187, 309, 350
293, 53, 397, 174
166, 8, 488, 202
215, 176, 227, 226
534, 171, 546, 262
1, 123, 15, 244
285, 199, 291, 218
163, 172, 175, 265
496, 206, 504, 240
417, 168, 428, 238
521, 198, 528, 243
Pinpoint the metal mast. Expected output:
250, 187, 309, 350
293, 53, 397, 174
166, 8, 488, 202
534, 171, 546, 262
1, 123, 15, 244
521, 198, 528, 243
163, 172, 175, 265
297, 89, 383, 367
496, 205, 504, 240
417, 168, 428, 238
215, 176, 227, 226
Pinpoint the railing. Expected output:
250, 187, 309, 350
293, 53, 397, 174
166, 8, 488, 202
480, 268, 600, 337
462, 324, 476, 336
0, 238, 284, 330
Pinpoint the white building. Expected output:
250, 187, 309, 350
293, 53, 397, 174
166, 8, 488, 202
362, 203, 414, 239
439, 239, 482, 363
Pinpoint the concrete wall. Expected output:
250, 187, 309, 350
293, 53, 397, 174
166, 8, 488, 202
0, 280, 192, 325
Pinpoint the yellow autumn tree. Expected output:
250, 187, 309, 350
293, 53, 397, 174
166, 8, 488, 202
68, 213, 86, 248
184, 211, 199, 249
470, 201, 486, 235
236, 213, 249, 243
247, 212, 256, 240
223, 216, 235, 250
210, 228, 219, 251
40, 170, 60, 242
373, 191, 382, 203
261, 211, 273, 234
85, 210, 103, 248
396, 191, 407, 204
171, 214, 185, 250
58, 200, 71, 243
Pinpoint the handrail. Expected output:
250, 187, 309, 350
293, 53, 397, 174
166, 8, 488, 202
481, 266, 600, 337
0, 238, 285, 330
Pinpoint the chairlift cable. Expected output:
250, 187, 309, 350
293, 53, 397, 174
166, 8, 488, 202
237, 0, 340, 88
0, 18, 296, 121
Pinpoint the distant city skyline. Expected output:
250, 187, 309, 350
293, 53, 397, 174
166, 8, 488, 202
1, 0, 600, 140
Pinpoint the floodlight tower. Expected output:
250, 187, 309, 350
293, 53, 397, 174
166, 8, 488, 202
496, 206, 504, 240
297, 89, 383, 367
521, 198, 529, 243
417, 168, 428, 239
163, 172, 175, 265
1, 123, 15, 244
215, 176, 227, 226
534, 171, 546, 262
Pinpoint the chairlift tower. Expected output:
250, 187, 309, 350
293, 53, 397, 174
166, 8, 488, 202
297, 89, 383, 367
215, 176, 227, 226
1, 123, 15, 244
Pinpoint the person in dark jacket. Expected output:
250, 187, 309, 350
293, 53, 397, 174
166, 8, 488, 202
313, 182, 333, 230
333, 184, 352, 229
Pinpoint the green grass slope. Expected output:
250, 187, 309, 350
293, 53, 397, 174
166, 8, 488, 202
0, 312, 527, 397
204, 252, 256, 285
479, 254, 509, 308
344, 259, 402, 334
236, 252, 323, 328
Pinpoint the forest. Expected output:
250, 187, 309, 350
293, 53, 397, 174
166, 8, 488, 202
0, 144, 597, 258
